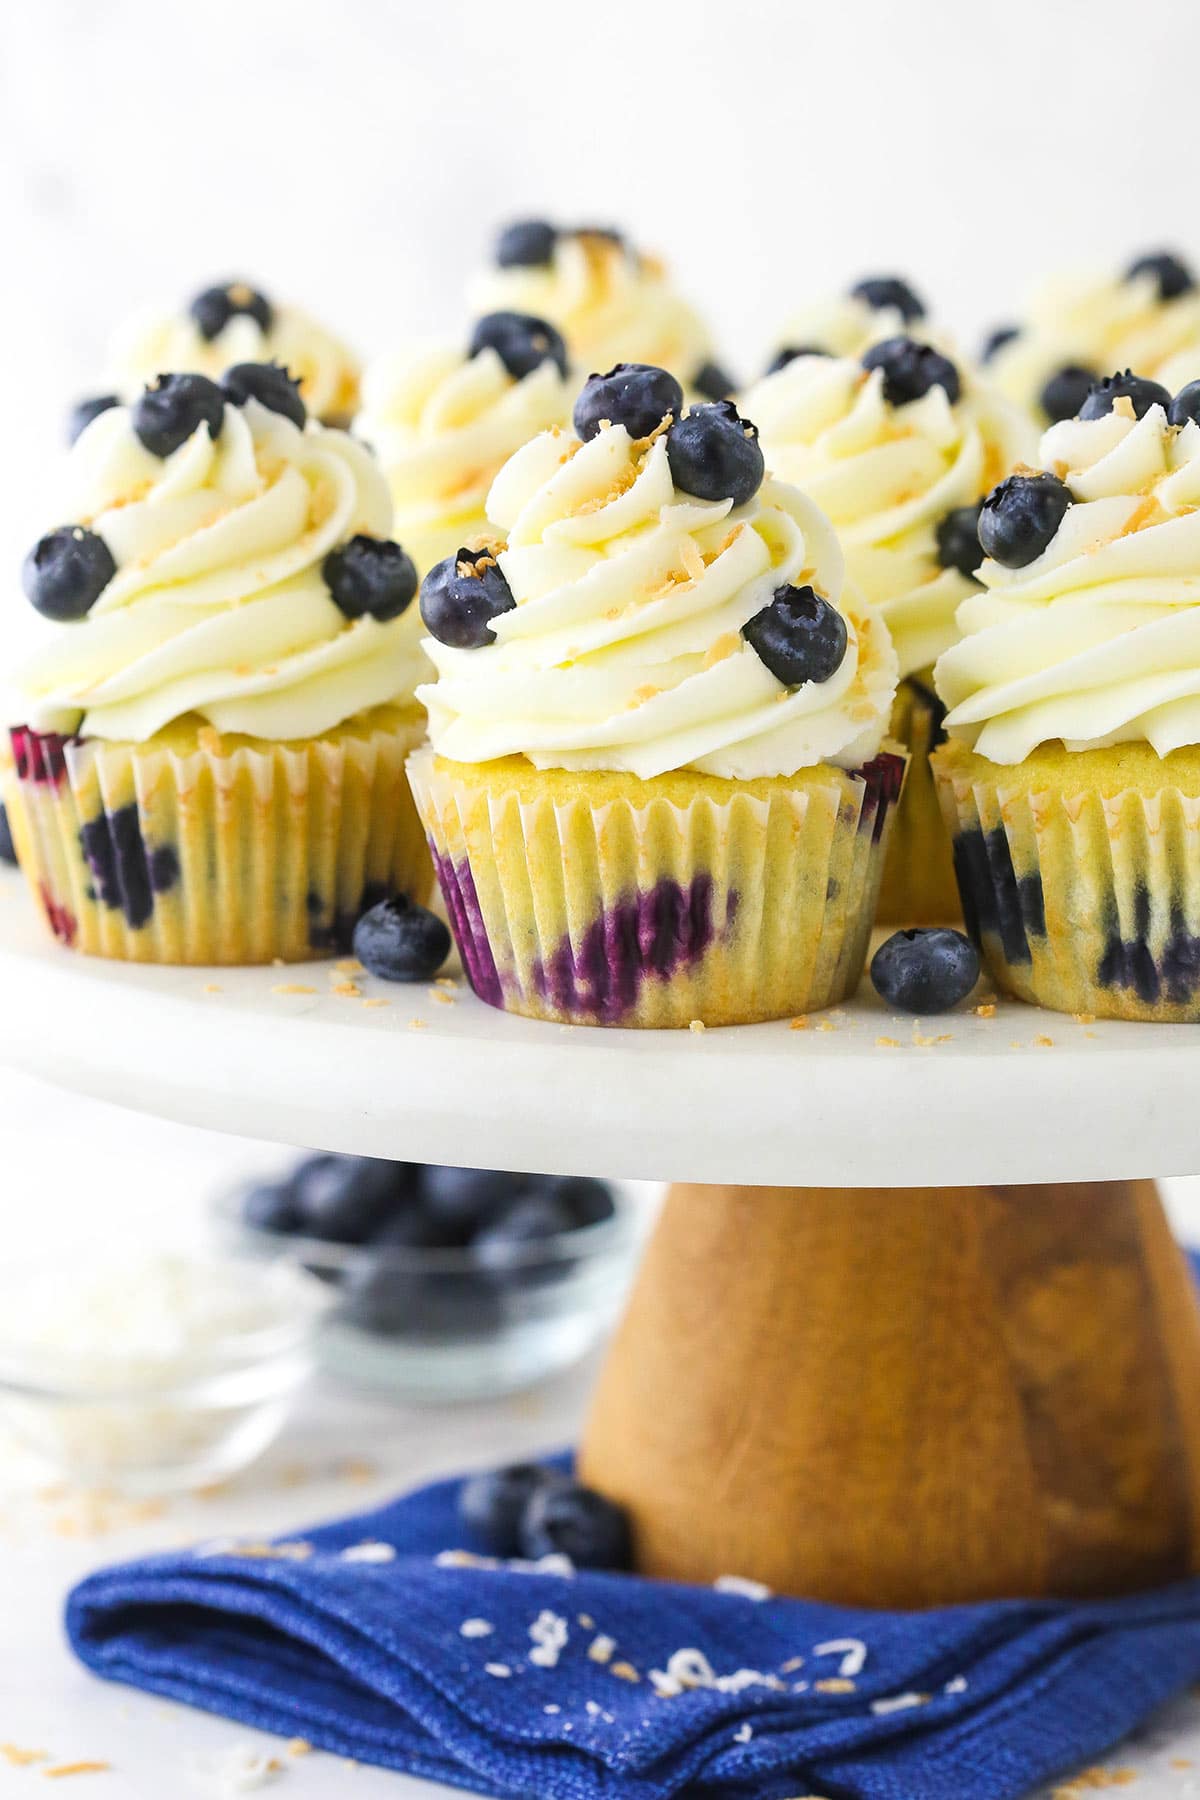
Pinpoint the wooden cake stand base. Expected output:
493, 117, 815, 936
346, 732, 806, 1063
580, 1178, 1200, 1607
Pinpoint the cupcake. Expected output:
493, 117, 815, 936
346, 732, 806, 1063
763, 273, 931, 370
356, 312, 571, 578
982, 250, 1200, 429
69, 278, 361, 440
5, 364, 430, 964
469, 219, 724, 397
933, 368, 1200, 1021
407, 363, 902, 1029
742, 335, 1033, 921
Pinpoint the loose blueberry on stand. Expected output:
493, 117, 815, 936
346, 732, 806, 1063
495, 219, 558, 268
935, 504, 985, 579
1079, 369, 1172, 421
850, 275, 926, 322
1125, 251, 1196, 302
862, 337, 961, 407
353, 894, 451, 981
743, 584, 848, 687
980, 324, 1020, 363
222, 361, 307, 428
978, 472, 1073, 568
23, 526, 117, 621
666, 401, 764, 506
190, 281, 274, 340
870, 928, 980, 1014
323, 535, 418, 622
67, 393, 120, 445
1040, 364, 1097, 425
573, 364, 684, 442
691, 359, 738, 402
460, 1463, 566, 1556
520, 1480, 633, 1571
468, 312, 568, 380
133, 373, 226, 458
420, 545, 516, 648
0, 805, 16, 868
1170, 382, 1200, 429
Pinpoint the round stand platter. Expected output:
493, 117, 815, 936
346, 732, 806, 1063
1, 868, 1197, 1185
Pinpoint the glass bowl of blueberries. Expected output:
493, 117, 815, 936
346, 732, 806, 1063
213, 1155, 640, 1402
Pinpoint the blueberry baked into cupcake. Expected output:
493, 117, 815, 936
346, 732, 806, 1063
356, 313, 571, 577
764, 273, 931, 371
407, 364, 903, 1028
934, 369, 1200, 1021
469, 220, 727, 400
742, 334, 1032, 921
982, 250, 1200, 429
70, 279, 361, 439
5, 365, 430, 964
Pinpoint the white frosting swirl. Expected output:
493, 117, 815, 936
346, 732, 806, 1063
14, 399, 427, 743
417, 422, 896, 782
468, 232, 712, 384
769, 293, 919, 363
936, 401, 1200, 764
107, 290, 361, 424
741, 353, 1033, 677
356, 342, 569, 575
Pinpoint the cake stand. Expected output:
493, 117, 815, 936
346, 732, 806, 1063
3, 862, 1200, 1611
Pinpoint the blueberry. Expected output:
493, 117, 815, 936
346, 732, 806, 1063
419, 1166, 528, 1238
539, 1174, 616, 1228
323, 535, 418, 623
850, 275, 926, 323
221, 361, 306, 428
189, 281, 274, 342
861, 337, 961, 407
1039, 363, 1098, 424
573, 363, 684, 443
468, 311, 567, 380
765, 344, 831, 375
132, 373, 226, 458
980, 324, 1020, 363
352, 894, 451, 981
241, 1179, 304, 1235
1079, 368, 1172, 421
495, 219, 557, 269
935, 504, 985, 579
520, 1480, 633, 1571
0, 804, 16, 868
420, 544, 516, 648
23, 526, 117, 621
870, 927, 980, 1014
460, 1463, 565, 1556
691, 359, 738, 401
666, 401, 764, 506
1125, 250, 1195, 302
472, 1192, 577, 1271
292, 1153, 408, 1244
742, 583, 848, 688
67, 393, 120, 445
1169, 381, 1200, 428
978, 472, 1073, 568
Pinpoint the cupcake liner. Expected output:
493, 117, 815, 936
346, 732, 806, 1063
875, 673, 961, 925
407, 747, 906, 1028
933, 739, 1200, 1022
4, 704, 431, 965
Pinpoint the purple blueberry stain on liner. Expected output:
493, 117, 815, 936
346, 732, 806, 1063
531, 873, 723, 1023
78, 802, 179, 931
10, 727, 77, 788
857, 751, 907, 844
429, 845, 504, 1009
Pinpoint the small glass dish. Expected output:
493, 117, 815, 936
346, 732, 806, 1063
0, 1253, 329, 1494
213, 1189, 641, 1402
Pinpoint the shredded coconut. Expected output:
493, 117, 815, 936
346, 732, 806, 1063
460, 1619, 494, 1639
814, 1637, 868, 1678
714, 1574, 772, 1601
340, 1541, 395, 1564
529, 1610, 569, 1669
871, 1692, 930, 1716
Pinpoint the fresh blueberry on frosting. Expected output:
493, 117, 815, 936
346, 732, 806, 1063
765, 344, 832, 375
691, 359, 738, 402
1125, 250, 1196, 303
420, 544, 516, 648
221, 361, 307, 428
22, 526, 117, 621
323, 534, 418, 623
1039, 363, 1098, 425
742, 583, 849, 688
935, 504, 985, 580
1169, 380, 1200, 428
666, 401, 764, 507
850, 275, 925, 323
189, 280, 274, 342
981, 324, 1020, 364
468, 311, 568, 381
572, 363, 684, 442
495, 219, 558, 269
861, 337, 961, 407
1079, 368, 1173, 421
66, 393, 120, 446
977, 472, 1073, 569
132, 373, 226, 458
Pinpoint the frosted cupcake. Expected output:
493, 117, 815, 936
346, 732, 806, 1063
983, 250, 1200, 428
6, 364, 429, 964
764, 274, 930, 370
69, 279, 361, 440
742, 336, 1033, 920
469, 220, 725, 397
407, 364, 902, 1028
933, 368, 1200, 1021
356, 312, 571, 577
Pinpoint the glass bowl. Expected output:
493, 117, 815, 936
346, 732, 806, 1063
0, 1253, 328, 1494
212, 1185, 641, 1402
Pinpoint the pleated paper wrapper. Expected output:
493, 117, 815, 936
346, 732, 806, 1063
876, 671, 961, 926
